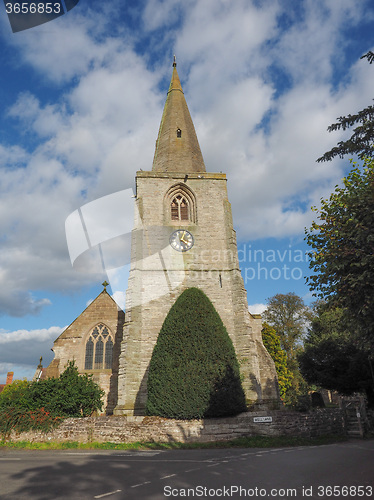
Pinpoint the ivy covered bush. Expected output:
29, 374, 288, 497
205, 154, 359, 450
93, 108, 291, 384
146, 287, 246, 419
261, 322, 292, 400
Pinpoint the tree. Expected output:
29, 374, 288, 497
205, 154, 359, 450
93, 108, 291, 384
317, 51, 374, 162
262, 293, 312, 362
261, 322, 292, 400
305, 158, 374, 349
299, 304, 374, 406
146, 287, 246, 419
262, 293, 312, 404
0, 380, 31, 410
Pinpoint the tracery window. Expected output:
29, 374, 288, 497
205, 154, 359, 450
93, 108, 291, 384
167, 184, 196, 223
171, 195, 189, 221
84, 324, 114, 370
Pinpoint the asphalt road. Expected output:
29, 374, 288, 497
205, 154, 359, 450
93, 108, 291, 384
0, 440, 373, 499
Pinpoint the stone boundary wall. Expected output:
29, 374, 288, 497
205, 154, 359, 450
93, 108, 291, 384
8, 409, 345, 443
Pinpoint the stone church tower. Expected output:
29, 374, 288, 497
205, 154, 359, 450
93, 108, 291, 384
113, 61, 279, 415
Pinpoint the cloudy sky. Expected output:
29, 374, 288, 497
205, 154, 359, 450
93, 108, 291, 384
0, 0, 373, 382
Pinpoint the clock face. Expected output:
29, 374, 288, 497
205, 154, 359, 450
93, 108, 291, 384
169, 230, 194, 252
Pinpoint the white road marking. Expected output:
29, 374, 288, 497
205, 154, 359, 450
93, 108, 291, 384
65, 453, 100, 456
160, 474, 176, 479
94, 489, 122, 498
131, 481, 151, 488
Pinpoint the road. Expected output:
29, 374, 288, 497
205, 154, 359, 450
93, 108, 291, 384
0, 440, 373, 499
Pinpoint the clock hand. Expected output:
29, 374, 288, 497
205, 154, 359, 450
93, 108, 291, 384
180, 231, 187, 244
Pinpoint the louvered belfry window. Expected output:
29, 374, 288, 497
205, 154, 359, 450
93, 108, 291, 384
84, 324, 114, 370
171, 195, 189, 221
167, 184, 196, 224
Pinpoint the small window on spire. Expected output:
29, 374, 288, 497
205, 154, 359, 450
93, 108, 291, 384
177, 128, 182, 138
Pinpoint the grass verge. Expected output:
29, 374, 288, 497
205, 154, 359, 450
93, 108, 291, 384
0, 434, 348, 451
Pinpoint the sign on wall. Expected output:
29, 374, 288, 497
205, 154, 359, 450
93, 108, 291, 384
253, 416, 273, 423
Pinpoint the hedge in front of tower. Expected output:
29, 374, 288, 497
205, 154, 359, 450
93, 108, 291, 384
146, 287, 247, 419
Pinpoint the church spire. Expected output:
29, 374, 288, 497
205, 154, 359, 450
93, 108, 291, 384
152, 59, 206, 173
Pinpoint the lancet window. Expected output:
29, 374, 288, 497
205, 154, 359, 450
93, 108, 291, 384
84, 324, 114, 370
171, 195, 189, 221
167, 184, 196, 223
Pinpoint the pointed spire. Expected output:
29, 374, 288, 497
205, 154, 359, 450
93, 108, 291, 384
152, 59, 206, 173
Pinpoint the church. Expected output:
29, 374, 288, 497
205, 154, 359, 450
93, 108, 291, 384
44, 60, 279, 415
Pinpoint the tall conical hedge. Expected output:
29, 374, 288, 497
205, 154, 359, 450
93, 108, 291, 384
145, 287, 246, 419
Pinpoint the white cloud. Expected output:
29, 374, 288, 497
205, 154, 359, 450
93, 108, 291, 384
0, 20, 163, 316
7, 4, 127, 84
0, 327, 63, 381
142, 0, 182, 31
0, 326, 62, 344
248, 303, 267, 315
111, 291, 126, 310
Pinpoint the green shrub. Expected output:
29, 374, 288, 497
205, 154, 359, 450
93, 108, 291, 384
146, 287, 246, 419
0, 380, 33, 410
0, 361, 104, 440
38, 361, 104, 417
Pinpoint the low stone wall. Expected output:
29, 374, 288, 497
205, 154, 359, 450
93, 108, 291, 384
8, 409, 345, 443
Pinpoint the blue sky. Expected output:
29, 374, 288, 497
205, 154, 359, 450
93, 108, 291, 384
1, 0, 374, 382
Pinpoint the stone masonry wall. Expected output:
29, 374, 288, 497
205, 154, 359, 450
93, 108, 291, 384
8, 410, 345, 444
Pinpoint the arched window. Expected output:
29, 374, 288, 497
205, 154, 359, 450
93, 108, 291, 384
84, 324, 114, 370
166, 184, 196, 223
171, 194, 189, 221
94, 339, 104, 369
105, 338, 113, 369
84, 338, 94, 370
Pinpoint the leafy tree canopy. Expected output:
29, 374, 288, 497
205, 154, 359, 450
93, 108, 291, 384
262, 293, 312, 405
299, 303, 374, 406
305, 158, 374, 349
317, 51, 374, 162
146, 287, 246, 419
0, 380, 31, 409
262, 293, 312, 362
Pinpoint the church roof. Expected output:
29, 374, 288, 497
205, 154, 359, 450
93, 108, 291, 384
152, 59, 206, 173
53, 285, 124, 342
